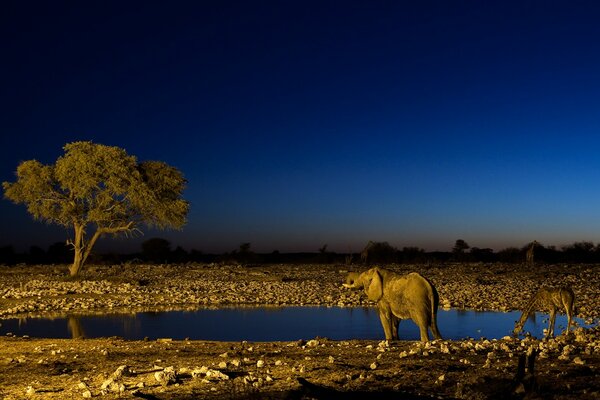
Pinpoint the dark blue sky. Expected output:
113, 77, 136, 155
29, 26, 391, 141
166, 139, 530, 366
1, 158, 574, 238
2, 1, 600, 254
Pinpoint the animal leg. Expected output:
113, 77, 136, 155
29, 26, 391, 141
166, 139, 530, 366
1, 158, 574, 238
378, 308, 394, 341
564, 298, 573, 335
391, 315, 400, 340
418, 324, 430, 342
431, 319, 443, 340
410, 311, 431, 342
566, 311, 572, 335
547, 309, 556, 338
413, 314, 430, 342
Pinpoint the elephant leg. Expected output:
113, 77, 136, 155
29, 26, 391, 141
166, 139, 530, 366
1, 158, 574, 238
391, 315, 400, 340
418, 324, 430, 342
413, 314, 430, 342
431, 317, 443, 340
377, 307, 394, 341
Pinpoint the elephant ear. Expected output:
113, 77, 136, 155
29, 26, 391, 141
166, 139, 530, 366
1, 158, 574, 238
365, 269, 384, 301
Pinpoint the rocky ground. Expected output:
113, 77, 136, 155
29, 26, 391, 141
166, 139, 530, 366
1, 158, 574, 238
0, 262, 599, 399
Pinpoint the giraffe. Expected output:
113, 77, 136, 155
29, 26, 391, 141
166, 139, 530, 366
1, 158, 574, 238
513, 287, 575, 338
526, 240, 538, 266
360, 241, 375, 264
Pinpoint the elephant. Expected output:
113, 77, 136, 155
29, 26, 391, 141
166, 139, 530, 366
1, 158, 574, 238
343, 267, 442, 342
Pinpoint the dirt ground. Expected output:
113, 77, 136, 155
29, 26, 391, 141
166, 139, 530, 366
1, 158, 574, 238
0, 263, 599, 399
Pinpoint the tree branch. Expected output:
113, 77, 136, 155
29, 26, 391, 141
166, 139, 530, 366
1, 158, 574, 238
98, 221, 135, 235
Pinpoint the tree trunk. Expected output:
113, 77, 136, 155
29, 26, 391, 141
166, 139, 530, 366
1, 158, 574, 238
69, 246, 84, 276
69, 224, 85, 277
68, 222, 130, 277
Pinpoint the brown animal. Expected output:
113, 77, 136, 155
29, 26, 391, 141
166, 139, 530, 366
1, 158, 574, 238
343, 267, 442, 342
513, 287, 575, 338
526, 240, 538, 266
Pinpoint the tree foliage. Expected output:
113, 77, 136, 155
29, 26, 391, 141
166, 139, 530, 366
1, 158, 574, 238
142, 237, 172, 263
363, 241, 397, 264
2, 141, 189, 275
452, 239, 470, 254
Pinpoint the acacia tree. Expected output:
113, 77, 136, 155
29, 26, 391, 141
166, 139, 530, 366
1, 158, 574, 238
2, 141, 189, 276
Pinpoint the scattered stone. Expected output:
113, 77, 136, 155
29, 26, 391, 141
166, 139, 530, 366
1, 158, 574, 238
155, 366, 177, 386
112, 365, 131, 379
573, 357, 585, 365
192, 366, 229, 381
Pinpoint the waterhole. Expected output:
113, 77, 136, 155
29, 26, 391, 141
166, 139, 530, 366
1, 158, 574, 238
0, 307, 588, 341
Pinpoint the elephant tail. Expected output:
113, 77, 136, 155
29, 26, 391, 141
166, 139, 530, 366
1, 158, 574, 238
429, 282, 443, 340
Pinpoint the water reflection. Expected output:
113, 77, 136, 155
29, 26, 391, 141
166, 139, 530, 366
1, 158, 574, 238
0, 307, 592, 341
67, 316, 84, 339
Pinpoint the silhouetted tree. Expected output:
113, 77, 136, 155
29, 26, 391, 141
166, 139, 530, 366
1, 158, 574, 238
470, 247, 494, 262
561, 241, 595, 263
27, 245, 46, 264
0, 245, 17, 265
47, 242, 72, 264
451, 239, 470, 261
363, 241, 397, 264
189, 249, 205, 262
235, 242, 256, 264
265, 249, 281, 263
497, 247, 522, 263
400, 246, 426, 263
452, 239, 470, 254
318, 244, 332, 264
142, 238, 172, 263
171, 246, 188, 263
2, 141, 189, 276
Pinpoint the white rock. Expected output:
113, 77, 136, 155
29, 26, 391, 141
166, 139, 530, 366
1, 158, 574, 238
112, 365, 130, 379
100, 378, 115, 390
155, 366, 177, 386
573, 357, 585, 365
206, 369, 229, 380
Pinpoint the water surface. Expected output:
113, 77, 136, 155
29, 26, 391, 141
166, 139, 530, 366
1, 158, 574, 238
0, 307, 587, 341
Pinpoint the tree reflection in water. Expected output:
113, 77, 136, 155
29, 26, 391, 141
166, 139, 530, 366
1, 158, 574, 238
68, 316, 84, 339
